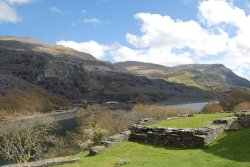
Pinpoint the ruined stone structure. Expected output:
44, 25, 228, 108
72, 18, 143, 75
129, 117, 237, 148
235, 110, 250, 127
2, 156, 80, 167
89, 131, 131, 155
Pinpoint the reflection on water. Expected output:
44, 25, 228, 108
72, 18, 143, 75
165, 102, 208, 112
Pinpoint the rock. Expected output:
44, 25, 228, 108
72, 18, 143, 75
2, 156, 80, 167
235, 111, 250, 127
0, 36, 214, 103
129, 117, 238, 148
101, 131, 131, 148
89, 146, 106, 155
78, 140, 94, 151
115, 158, 131, 166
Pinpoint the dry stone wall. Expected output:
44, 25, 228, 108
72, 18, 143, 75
235, 111, 250, 127
129, 117, 237, 148
2, 156, 80, 167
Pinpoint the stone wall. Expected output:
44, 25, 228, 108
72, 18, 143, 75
235, 111, 250, 127
89, 131, 131, 155
129, 117, 237, 148
2, 156, 80, 167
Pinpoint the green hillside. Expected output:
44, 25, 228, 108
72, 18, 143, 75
115, 61, 250, 92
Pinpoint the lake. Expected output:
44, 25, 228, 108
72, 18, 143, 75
164, 102, 208, 112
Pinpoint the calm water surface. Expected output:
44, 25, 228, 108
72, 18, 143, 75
164, 102, 208, 112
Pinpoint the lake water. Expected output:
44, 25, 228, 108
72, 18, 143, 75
164, 102, 208, 112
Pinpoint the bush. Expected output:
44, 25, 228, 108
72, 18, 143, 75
77, 105, 131, 135
219, 91, 250, 111
92, 129, 108, 145
131, 104, 195, 121
201, 102, 223, 114
233, 102, 250, 112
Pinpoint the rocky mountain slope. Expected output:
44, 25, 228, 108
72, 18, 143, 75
0, 36, 214, 104
115, 61, 250, 92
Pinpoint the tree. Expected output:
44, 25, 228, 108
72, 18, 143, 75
219, 91, 250, 111
201, 102, 223, 114
0, 116, 60, 164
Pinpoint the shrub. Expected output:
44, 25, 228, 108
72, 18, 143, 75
233, 102, 250, 112
77, 105, 131, 135
92, 129, 108, 145
201, 102, 223, 114
0, 116, 60, 164
219, 91, 250, 111
131, 104, 195, 121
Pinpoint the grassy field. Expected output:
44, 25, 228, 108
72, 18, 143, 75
59, 127, 250, 167
148, 113, 232, 128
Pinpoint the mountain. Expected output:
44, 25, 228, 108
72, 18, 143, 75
0, 36, 214, 106
115, 61, 250, 92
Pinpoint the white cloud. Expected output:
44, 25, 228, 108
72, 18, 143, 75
81, 18, 109, 24
56, 40, 110, 59
0, 1, 20, 23
51, 6, 63, 15
198, 0, 247, 27
6, 0, 33, 5
56, 0, 250, 80
0, 0, 34, 24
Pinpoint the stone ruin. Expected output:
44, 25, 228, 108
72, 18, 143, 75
129, 117, 238, 148
235, 110, 250, 127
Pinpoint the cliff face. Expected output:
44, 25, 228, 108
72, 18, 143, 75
0, 36, 214, 102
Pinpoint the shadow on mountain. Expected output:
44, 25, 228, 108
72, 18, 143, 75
203, 128, 250, 162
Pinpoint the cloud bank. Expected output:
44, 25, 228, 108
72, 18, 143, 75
57, 0, 250, 79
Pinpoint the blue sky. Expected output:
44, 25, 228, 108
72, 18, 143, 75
0, 0, 198, 44
1, 0, 250, 79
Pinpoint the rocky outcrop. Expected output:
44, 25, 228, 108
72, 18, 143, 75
129, 117, 237, 148
2, 156, 80, 167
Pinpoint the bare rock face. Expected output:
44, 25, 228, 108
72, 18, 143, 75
0, 74, 29, 95
0, 36, 214, 102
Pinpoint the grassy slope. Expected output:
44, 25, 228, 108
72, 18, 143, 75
148, 113, 232, 128
166, 71, 206, 90
59, 128, 250, 167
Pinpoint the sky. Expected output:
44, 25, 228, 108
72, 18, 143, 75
1, 0, 250, 79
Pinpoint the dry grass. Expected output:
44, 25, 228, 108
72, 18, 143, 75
0, 86, 69, 120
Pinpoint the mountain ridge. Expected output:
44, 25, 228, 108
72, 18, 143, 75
115, 61, 250, 92
0, 36, 214, 105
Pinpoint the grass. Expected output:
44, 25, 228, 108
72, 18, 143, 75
58, 127, 250, 167
148, 113, 232, 128
166, 71, 205, 90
